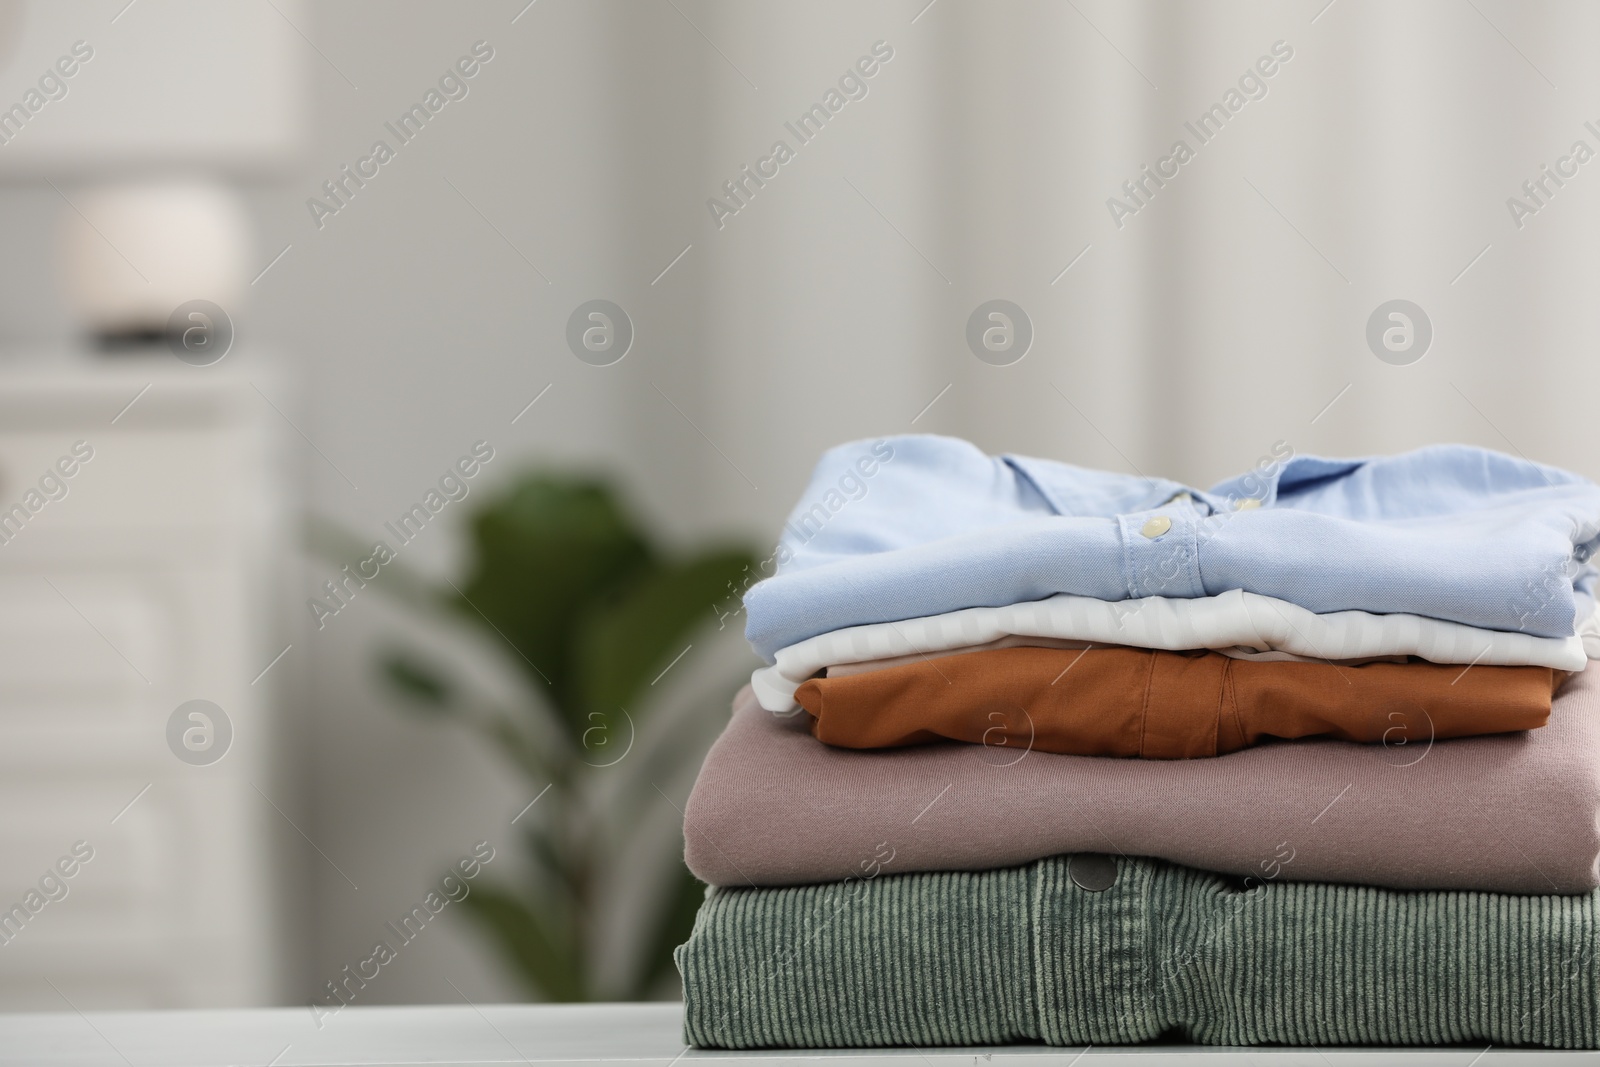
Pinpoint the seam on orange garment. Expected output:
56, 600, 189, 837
1216, 655, 1241, 755
1222, 662, 1248, 755
1137, 650, 1157, 758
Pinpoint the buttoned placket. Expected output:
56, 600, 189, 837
1120, 494, 1209, 600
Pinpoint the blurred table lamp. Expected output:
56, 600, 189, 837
0, 0, 305, 354
61, 177, 253, 350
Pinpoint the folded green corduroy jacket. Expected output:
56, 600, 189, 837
676, 854, 1600, 1049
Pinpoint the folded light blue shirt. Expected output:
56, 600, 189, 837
743, 436, 1600, 662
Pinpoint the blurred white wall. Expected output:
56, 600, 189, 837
0, 0, 1597, 1006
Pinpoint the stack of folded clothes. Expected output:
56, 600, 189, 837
674, 436, 1600, 1050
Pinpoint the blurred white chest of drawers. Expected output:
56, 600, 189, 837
0, 357, 292, 1009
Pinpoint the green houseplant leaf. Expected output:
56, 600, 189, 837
572, 547, 754, 721
458, 882, 586, 1003
319, 471, 753, 1002
454, 477, 654, 726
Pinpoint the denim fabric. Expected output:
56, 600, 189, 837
743, 436, 1600, 661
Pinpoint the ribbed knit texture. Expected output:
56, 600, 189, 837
676, 855, 1600, 1049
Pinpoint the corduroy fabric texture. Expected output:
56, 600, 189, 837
676, 854, 1600, 1049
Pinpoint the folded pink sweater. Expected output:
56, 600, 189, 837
683, 666, 1600, 893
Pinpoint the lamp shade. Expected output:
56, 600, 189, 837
58, 176, 252, 338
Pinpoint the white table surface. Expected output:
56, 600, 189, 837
0, 1003, 1592, 1066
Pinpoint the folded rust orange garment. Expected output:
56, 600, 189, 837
794, 646, 1565, 759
